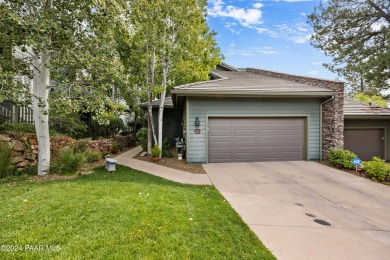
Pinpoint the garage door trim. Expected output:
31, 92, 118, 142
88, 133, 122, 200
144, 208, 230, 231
206, 114, 309, 163
344, 127, 386, 161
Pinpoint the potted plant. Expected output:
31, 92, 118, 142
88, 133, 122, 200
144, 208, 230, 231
111, 142, 119, 154
151, 144, 161, 162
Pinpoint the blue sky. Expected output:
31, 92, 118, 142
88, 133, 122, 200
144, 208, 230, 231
206, 0, 338, 80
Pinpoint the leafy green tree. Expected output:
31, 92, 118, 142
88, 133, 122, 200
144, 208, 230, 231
353, 92, 388, 108
119, 0, 221, 155
308, 0, 390, 92
0, 0, 129, 175
156, 0, 221, 157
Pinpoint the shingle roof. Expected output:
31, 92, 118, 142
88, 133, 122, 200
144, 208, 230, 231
344, 98, 390, 118
140, 97, 174, 109
172, 70, 334, 96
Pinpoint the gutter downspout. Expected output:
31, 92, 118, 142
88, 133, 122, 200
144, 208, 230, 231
320, 95, 335, 161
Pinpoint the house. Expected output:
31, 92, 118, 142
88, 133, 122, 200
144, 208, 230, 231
344, 98, 390, 161
141, 98, 183, 145
0, 101, 34, 125
147, 63, 344, 163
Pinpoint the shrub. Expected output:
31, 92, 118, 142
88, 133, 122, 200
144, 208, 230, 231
86, 152, 101, 162
136, 128, 147, 151
363, 157, 390, 182
124, 135, 136, 148
49, 113, 88, 139
0, 123, 59, 135
52, 147, 87, 175
151, 144, 161, 157
162, 138, 173, 158
0, 114, 11, 124
327, 148, 357, 169
0, 142, 15, 179
0, 123, 35, 133
71, 140, 90, 153
90, 115, 125, 138
18, 166, 38, 175
102, 151, 110, 159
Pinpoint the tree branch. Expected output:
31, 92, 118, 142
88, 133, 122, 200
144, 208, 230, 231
367, 0, 390, 23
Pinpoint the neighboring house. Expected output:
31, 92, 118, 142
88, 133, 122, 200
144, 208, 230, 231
148, 63, 344, 163
344, 98, 390, 161
0, 101, 34, 125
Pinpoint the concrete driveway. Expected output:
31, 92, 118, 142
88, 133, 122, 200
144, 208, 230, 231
203, 161, 390, 260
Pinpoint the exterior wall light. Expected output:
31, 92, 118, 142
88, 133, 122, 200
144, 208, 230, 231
195, 117, 200, 127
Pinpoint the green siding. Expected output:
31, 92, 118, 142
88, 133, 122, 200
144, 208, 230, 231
187, 97, 322, 163
345, 119, 390, 161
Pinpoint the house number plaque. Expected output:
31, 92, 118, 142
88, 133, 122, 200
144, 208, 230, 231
194, 129, 201, 134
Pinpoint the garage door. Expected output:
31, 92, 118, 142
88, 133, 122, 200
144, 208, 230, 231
344, 129, 384, 161
208, 118, 305, 163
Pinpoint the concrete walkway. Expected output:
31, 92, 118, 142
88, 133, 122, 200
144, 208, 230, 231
204, 161, 390, 260
114, 146, 212, 185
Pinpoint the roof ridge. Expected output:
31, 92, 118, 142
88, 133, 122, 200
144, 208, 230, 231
219, 62, 239, 72
173, 75, 229, 90
247, 67, 343, 84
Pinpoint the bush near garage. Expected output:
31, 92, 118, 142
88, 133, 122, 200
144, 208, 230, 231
362, 157, 390, 182
327, 148, 357, 169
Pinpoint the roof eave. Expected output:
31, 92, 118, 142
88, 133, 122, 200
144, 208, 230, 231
171, 90, 335, 98
344, 115, 390, 120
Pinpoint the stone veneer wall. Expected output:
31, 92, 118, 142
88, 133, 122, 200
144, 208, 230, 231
247, 68, 344, 159
0, 132, 131, 170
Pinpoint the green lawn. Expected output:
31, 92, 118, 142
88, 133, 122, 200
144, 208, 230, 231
0, 166, 275, 259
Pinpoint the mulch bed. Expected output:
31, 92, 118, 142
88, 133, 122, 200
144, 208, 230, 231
318, 160, 390, 186
134, 153, 206, 174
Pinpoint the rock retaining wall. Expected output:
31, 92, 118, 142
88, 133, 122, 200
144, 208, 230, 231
0, 132, 134, 170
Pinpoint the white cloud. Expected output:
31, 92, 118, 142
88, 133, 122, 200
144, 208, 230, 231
224, 22, 241, 34
283, 0, 314, 2
254, 47, 279, 55
297, 27, 308, 32
256, 22, 312, 44
253, 3, 263, 9
288, 34, 311, 44
209, 0, 313, 44
226, 46, 279, 57
208, 0, 263, 28
312, 61, 323, 66
309, 70, 318, 76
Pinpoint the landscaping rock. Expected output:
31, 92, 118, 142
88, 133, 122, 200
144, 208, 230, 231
17, 160, 30, 168
28, 138, 37, 145
1, 132, 135, 171
11, 140, 24, 151
11, 156, 24, 164
0, 134, 11, 142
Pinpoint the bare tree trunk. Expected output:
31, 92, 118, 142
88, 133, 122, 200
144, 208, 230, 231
32, 49, 51, 175
146, 43, 158, 154
149, 46, 158, 144
146, 41, 152, 154
158, 60, 167, 159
